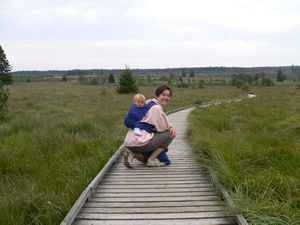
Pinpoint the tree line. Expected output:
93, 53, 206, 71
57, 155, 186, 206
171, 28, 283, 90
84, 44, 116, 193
12, 65, 300, 76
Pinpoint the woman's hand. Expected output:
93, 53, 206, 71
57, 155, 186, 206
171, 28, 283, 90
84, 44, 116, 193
170, 126, 176, 138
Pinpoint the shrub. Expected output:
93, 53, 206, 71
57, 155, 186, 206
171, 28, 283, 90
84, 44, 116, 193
241, 82, 250, 91
0, 82, 10, 122
89, 77, 99, 85
177, 82, 189, 88
261, 77, 275, 87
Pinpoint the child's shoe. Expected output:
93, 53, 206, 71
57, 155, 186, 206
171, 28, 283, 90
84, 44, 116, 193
134, 128, 142, 136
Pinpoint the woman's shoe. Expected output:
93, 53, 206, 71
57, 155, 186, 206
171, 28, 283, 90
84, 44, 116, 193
146, 158, 166, 167
124, 149, 134, 168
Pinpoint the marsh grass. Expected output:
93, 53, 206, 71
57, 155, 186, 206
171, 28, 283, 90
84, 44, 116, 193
1, 82, 245, 224
187, 86, 300, 224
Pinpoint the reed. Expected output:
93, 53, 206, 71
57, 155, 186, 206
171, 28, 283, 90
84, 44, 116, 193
187, 86, 300, 224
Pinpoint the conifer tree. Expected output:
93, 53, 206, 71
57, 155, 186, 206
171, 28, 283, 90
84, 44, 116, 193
62, 75, 67, 82
147, 75, 152, 83
189, 69, 195, 77
182, 69, 186, 77
0, 46, 13, 85
116, 66, 139, 94
277, 69, 284, 82
108, 73, 115, 83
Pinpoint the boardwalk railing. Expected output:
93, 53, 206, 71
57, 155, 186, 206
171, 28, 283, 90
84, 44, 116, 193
61, 96, 253, 225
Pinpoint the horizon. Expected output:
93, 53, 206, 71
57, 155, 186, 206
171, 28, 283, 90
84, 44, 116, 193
11, 64, 298, 73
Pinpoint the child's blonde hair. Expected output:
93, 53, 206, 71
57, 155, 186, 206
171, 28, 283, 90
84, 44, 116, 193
133, 93, 145, 102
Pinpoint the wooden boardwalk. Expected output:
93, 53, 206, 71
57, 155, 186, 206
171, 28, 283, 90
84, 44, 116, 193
64, 107, 247, 225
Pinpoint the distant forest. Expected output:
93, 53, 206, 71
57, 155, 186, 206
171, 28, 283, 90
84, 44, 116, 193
12, 65, 299, 76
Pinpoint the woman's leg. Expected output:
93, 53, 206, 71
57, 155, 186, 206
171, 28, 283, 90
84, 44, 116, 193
132, 152, 144, 162
146, 131, 173, 161
148, 148, 165, 161
128, 131, 173, 163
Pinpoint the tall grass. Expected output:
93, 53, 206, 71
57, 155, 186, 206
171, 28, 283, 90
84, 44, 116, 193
1, 83, 129, 224
187, 86, 300, 224
0, 82, 245, 224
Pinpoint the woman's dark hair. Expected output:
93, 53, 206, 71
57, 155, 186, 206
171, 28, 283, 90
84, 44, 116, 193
155, 85, 172, 97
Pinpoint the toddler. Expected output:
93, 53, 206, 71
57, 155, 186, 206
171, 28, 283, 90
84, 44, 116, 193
132, 94, 145, 135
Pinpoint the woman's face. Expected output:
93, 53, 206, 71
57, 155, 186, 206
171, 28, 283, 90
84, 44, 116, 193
156, 89, 171, 106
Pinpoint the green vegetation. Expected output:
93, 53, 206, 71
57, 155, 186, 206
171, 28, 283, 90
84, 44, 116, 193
277, 69, 284, 82
66, 69, 89, 76
62, 75, 67, 82
189, 69, 195, 77
89, 77, 99, 85
0, 83, 129, 224
0, 82, 10, 121
11, 65, 300, 86
0, 45, 13, 85
0, 45, 13, 122
187, 86, 300, 224
0, 82, 246, 224
108, 73, 115, 83
116, 66, 139, 94
1, 76, 299, 224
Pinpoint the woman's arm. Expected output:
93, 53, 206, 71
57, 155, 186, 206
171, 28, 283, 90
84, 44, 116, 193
142, 105, 171, 132
169, 125, 177, 138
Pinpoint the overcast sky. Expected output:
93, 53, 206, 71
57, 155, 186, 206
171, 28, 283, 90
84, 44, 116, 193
1, 0, 299, 71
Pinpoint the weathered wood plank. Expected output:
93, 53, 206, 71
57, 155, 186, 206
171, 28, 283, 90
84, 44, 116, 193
76, 211, 234, 220
101, 176, 208, 181
82, 201, 222, 208
93, 191, 218, 198
79, 206, 228, 213
87, 196, 219, 202
99, 180, 210, 185
72, 218, 237, 225
103, 171, 206, 177
94, 187, 213, 193
96, 183, 213, 189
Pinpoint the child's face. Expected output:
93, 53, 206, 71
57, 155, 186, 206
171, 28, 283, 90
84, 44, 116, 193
133, 99, 145, 107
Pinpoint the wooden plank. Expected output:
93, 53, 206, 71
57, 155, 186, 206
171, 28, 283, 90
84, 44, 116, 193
101, 176, 208, 181
73, 218, 237, 225
94, 187, 213, 193
102, 178, 208, 185
96, 183, 213, 189
79, 206, 228, 213
87, 196, 219, 202
104, 172, 205, 177
93, 191, 218, 198
82, 201, 222, 208
76, 211, 234, 220
106, 170, 204, 177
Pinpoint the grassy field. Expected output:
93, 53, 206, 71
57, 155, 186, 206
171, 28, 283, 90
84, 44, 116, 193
187, 86, 300, 224
0, 82, 248, 224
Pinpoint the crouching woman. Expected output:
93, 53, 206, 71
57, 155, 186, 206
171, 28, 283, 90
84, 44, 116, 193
124, 85, 176, 168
